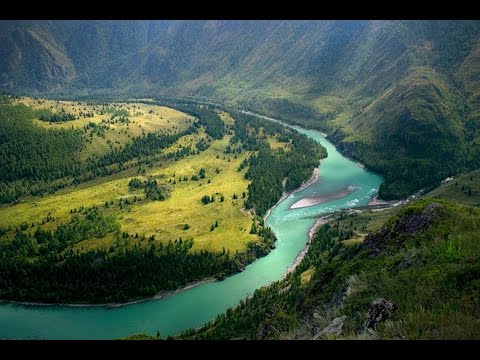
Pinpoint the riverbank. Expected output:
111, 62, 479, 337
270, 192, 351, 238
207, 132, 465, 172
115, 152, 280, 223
1, 278, 217, 308
286, 215, 333, 274
367, 196, 393, 206
286, 197, 402, 275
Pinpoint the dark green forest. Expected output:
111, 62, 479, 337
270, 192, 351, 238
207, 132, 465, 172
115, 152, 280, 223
37, 108, 77, 122
230, 112, 327, 216
0, 103, 83, 183
0, 206, 277, 303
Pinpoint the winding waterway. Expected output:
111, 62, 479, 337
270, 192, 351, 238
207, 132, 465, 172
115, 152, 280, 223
0, 116, 383, 339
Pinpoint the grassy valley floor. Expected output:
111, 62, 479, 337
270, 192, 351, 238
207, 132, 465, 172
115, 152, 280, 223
0, 97, 322, 304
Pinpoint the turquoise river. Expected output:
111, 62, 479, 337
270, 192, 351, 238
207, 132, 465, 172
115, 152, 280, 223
0, 116, 383, 339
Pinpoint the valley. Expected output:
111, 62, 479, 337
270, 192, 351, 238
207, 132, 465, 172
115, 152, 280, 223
0, 20, 479, 341
0, 95, 478, 340
0, 109, 381, 339
0, 95, 325, 304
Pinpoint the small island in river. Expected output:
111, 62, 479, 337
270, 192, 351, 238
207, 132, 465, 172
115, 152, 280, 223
289, 185, 357, 209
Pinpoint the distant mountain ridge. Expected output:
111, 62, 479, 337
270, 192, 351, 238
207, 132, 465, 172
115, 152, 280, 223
2, 20, 480, 198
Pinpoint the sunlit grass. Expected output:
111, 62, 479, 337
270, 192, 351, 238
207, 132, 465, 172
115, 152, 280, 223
17, 97, 194, 160
0, 130, 259, 254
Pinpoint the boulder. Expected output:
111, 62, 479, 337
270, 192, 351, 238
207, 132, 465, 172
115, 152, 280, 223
365, 298, 396, 329
313, 315, 347, 340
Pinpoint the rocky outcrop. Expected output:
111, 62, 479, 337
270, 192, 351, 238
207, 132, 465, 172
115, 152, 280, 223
364, 202, 442, 257
365, 298, 396, 329
278, 285, 291, 295
313, 315, 347, 340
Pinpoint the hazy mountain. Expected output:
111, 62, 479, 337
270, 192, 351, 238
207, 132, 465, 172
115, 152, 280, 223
2, 20, 480, 198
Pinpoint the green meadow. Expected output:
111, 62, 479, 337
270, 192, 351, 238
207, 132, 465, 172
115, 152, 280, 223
0, 98, 265, 255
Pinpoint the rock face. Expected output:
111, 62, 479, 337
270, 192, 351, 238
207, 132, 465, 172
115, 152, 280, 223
365, 298, 396, 329
313, 315, 347, 340
396, 203, 441, 234
364, 202, 441, 257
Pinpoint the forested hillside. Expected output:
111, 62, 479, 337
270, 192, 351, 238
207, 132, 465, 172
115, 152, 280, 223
171, 197, 480, 340
2, 20, 480, 199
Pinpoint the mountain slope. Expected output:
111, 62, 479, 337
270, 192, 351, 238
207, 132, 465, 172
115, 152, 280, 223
171, 198, 480, 340
425, 168, 480, 206
0, 21, 76, 90
2, 20, 480, 198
